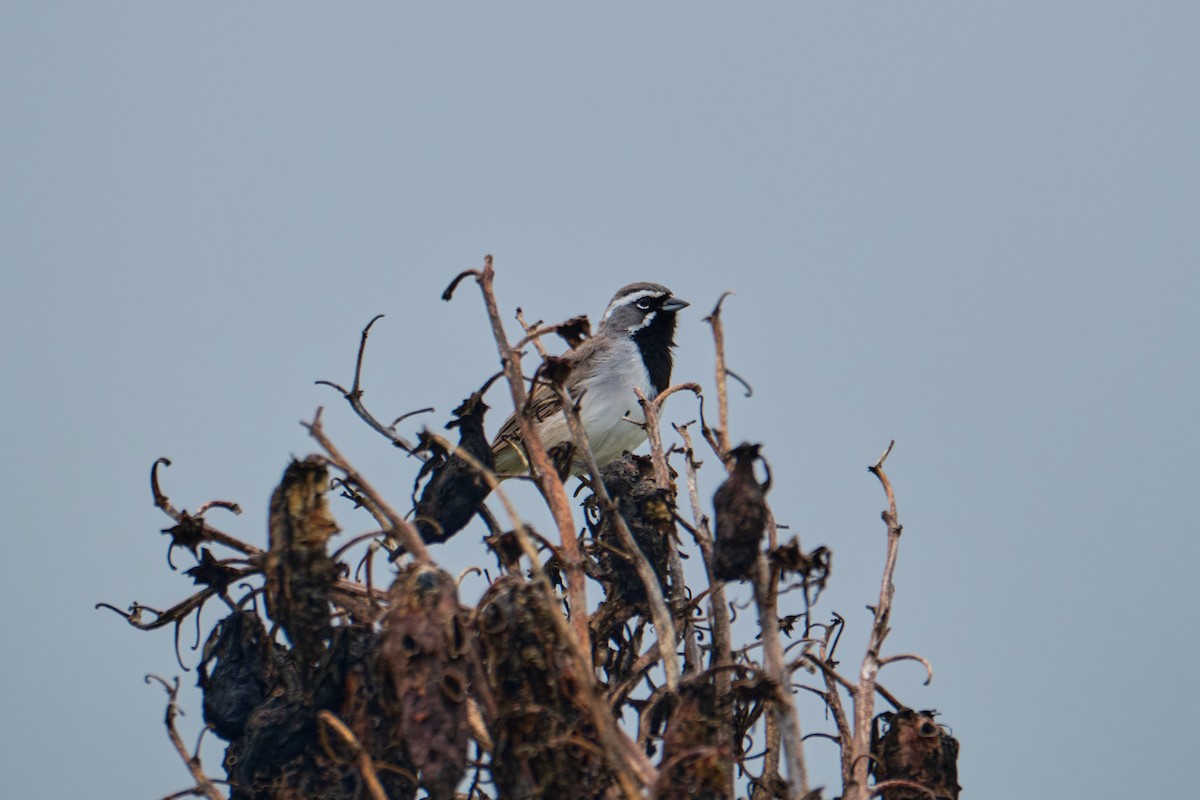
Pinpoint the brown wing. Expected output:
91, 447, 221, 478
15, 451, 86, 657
490, 336, 603, 476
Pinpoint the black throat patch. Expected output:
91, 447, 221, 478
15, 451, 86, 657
632, 311, 678, 396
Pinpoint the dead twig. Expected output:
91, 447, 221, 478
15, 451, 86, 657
301, 407, 433, 564
559, 385, 678, 691
868, 779, 940, 799
638, 383, 702, 669
704, 290, 808, 797
443, 262, 661, 796
151, 459, 261, 557
752, 546, 810, 798
702, 291, 736, 461
145, 674, 226, 800
878, 653, 934, 685
444, 256, 592, 661
677, 420, 736, 796
314, 314, 426, 455
315, 711, 390, 800
845, 440, 908, 800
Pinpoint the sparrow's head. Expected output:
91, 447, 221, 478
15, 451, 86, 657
599, 282, 689, 335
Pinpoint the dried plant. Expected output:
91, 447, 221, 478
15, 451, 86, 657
100, 256, 960, 800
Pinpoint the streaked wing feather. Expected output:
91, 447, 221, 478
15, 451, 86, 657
489, 336, 602, 459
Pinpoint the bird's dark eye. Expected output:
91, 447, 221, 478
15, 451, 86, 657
636, 300, 652, 310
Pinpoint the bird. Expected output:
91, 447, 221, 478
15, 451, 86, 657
491, 281, 689, 478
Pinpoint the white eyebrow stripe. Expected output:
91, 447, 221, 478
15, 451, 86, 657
602, 289, 661, 321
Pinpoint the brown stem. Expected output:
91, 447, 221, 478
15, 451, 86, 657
150, 458, 261, 557
869, 779, 940, 799
301, 407, 433, 565
145, 675, 225, 800
316, 711, 389, 800
676, 419, 736, 797
514, 307, 553, 357
752, 544, 810, 798
846, 440, 904, 800
636, 387, 700, 669
449, 256, 591, 657
810, 627, 855, 787
703, 291, 736, 461
558, 385, 680, 692
443, 260, 655, 795
314, 314, 427, 455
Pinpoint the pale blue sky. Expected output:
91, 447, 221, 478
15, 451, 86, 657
2, 3, 1197, 798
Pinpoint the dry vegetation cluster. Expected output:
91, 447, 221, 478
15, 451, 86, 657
102, 259, 960, 800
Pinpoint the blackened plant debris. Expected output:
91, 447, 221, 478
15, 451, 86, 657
554, 314, 591, 349
536, 353, 575, 388
587, 453, 675, 601
871, 709, 961, 800
186, 548, 245, 595
713, 443, 770, 582
771, 540, 832, 609
264, 456, 341, 679
164, 512, 209, 562
483, 528, 524, 572
411, 392, 495, 545
771, 540, 831, 582
585, 454, 677, 657
199, 609, 275, 741
652, 672, 734, 800
477, 574, 615, 799
226, 624, 419, 800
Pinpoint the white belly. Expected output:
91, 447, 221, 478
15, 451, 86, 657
534, 339, 653, 469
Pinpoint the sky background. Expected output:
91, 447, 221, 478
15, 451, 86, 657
2, 3, 1198, 798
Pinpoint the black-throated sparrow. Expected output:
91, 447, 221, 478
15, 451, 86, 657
491, 282, 689, 477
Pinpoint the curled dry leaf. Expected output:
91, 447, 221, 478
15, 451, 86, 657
411, 392, 494, 545
712, 443, 769, 582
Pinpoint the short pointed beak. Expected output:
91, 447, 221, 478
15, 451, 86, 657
662, 296, 689, 312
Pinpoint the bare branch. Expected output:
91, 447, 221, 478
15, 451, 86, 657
145, 674, 225, 800
702, 290, 736, 460
315, 314, 426, 455
868, 779, 940, 799
752, 547, 810, 798
301, 407, 433, 565
315, 711, 389, 800
676, 419, 735, 797
878, 653, 934, 686
846, 441, 906, 800
193, 500, 242, 517
561, 384, 679, 692
151, 459, 260, 557
448, 256, 593, 660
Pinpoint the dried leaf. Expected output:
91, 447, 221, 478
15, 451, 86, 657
412, 393, 494, 544
712, 443, 768, 582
